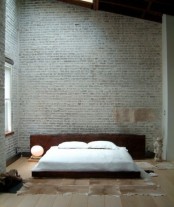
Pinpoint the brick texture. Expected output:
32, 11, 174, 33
5, 0, 19, 160
18, 1, 162, 152
0, 0, 5, 172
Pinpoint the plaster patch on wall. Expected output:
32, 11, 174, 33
114, 108, 134, 123
134, 108, 156, 122
114, 108, 156, 123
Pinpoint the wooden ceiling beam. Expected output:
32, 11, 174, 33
57, 0, 93, 9
100, 0, 148, 12
100, 0, 161, 16
153, 0, 174, 6
142, 0, 154, 18
55, 0, 174, 22
93, 0, 99, 10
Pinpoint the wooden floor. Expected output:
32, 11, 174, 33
0, 157, 174, 207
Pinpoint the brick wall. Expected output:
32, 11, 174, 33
0, 0, 5, 172
18, 1, 162, 152
5, 0, 19, 160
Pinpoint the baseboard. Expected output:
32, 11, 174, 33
6, 152, 32, 166
6, 153, 21, 166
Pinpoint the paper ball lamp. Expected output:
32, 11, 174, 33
31, 145, 44, 157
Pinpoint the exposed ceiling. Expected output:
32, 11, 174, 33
58, 0, 174, 23
99, 0, 174, 23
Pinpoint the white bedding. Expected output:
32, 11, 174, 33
32, 146, 140, 172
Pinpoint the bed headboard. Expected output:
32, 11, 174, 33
30, 133, 145, 159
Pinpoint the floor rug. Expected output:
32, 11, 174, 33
136, 161, 174, 170
135, 162, 155, 170
17, 177, 165, 197
155, 162, 174, 170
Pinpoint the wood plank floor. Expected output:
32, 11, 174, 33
0, 157, 173, 207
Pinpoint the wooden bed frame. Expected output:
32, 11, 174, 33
30, 133, 145, 178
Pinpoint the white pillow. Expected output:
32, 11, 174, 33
87, 141, 118, 150
58, 141, 88, 149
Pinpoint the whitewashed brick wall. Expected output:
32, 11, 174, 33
18, 1, 162, 152
0, 0, 6, 172
5, 0, 19, 160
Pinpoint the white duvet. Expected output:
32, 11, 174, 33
32, 146, 139, 172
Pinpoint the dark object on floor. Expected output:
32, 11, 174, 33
0, 169, 22, 193
7, 182, 23, 193
145, 170, 154, 174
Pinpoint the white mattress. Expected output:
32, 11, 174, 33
32, 146, 140, 172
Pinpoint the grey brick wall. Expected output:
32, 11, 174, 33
18, 1, 162, 152
5, 0, 19, 160
0, 0, 6, 172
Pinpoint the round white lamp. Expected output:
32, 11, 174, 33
31, 145, 44, 158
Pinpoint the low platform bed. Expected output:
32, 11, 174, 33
30, 134, 145, 178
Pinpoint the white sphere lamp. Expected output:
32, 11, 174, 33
31, 145, 44, 157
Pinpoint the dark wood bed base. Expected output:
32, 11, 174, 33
30, 133, 145, 178
32, 171, 141, 179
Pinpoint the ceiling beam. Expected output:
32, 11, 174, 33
100, 0, 161, 16
154, 0, 174, 6
93, 0, 99, 10
142, 0, 154, 18
57, 0, 93, 9
100, 0, 148, 12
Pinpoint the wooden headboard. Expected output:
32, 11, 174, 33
30, 133, 145, 159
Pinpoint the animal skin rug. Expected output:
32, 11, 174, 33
17, 177, 165, 197
135, 162, 155, 170
155, 162, 174, 170
136, 161, 174, 170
